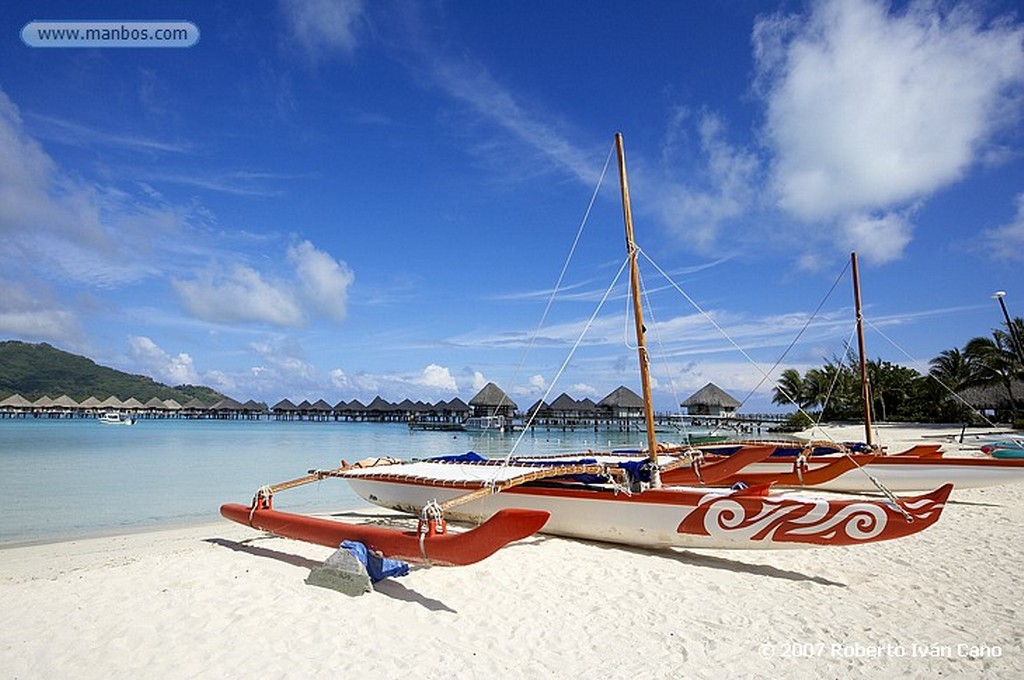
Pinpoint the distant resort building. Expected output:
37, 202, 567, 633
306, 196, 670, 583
681, 383, 741, 417
0, 380, 780, 430
469, 382, 517, 420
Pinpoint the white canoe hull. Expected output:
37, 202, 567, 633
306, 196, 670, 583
343, 475, 949, 551
738, 457, 1024, 492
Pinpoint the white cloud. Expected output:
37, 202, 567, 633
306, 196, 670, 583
655, 113, 760, 251
416, 364, 458, 391
0, 280, 81, 344
471, 371, 488, 392
173, 242, 354, 327
754, 0, 1024, 258
127, 336, 200, 385
281, 0, 364, 60
288, 240, 354, 322
839, 211, 913, 265
569, 383, 598, 397
174, 264, 305, 326
981, 193, 1024, 261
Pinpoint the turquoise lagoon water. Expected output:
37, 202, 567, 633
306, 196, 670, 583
0, 418, 647, 546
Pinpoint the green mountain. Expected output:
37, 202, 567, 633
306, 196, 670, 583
0, 340, 228, 404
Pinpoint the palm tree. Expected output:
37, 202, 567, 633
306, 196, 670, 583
928, 348, 975, 391
926, 348, 978, 421
772, 368, 808, 410
964, 334, 1020, 419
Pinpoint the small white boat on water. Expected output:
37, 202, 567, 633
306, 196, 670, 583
462, 415, 509, 432
98, 412, 135, 426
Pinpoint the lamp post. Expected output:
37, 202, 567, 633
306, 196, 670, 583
992, 291, 1024, 367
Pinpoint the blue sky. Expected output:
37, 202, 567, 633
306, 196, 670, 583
1, 0, 1022, 412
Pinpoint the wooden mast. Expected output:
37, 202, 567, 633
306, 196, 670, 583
615, 133, 661, 481
851, 252, 874, 449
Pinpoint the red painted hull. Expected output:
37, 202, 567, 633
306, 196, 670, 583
710, 454, 876, 488
220, 503, 550, 567
661, 445, 775, 485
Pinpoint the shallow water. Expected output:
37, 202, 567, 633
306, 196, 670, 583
0, 418, 647, 545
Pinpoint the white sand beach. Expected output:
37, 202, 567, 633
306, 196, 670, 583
2, 424, 1022, 679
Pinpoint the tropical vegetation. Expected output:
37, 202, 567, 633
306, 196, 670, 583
0, 340, 226, 404
773, 316, 1024, 427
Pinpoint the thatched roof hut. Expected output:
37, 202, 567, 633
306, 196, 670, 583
99, 396, 124, 409
469, 382, 517, 417
0, 394, 32, 410
681, 383, 740, 417
598, 386, 645, 419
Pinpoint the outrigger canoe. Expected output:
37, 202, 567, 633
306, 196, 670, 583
688, 443, 1024, 492
221, 134, 953, 566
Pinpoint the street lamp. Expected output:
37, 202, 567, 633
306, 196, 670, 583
992, 291, 1024, 367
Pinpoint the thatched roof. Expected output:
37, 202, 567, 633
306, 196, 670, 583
446, 397, 469, 412
682, 383, 740, 408
599, 386, 645, 409
365, 396, 395, 412
469, 382, 517, 409
310, 399, 333, 412
549, 393, 579, 412
210, 397, 243, 411
525, 399, 549, 416
99, 396, 124, 408
0, 393, 32, 407
957, 382, 1024, 409
79, 396, 103, 408
52, 394, 79, 407
144, 397, 167, 409
273, 398, 297, 411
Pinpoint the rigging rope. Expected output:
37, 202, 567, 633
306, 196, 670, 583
506, 253, 633, 460
636, 250, 918, 502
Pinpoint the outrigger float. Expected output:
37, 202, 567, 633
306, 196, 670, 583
221, 134, 954, 567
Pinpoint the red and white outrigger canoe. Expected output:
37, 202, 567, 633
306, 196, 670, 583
334, 458, 951, 550
220, 134, 954, 567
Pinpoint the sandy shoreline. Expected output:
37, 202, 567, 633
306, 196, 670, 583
3, 424, 1022, 678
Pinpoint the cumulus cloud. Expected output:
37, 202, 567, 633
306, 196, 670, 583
838, 211, 913, 264
288, 240, 355, 321
416, 364, 458, 391
281, 0, 364, 60
128, 336, 200, 385
174, 264, 305, 326
754, 0, 1024, 259
173, 241, 354, 327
